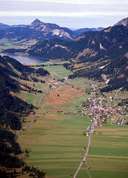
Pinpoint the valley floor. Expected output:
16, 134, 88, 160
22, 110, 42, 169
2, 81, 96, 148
18, 64, 128, 178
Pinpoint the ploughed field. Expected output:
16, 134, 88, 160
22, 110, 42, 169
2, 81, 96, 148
18, 64, 128, 178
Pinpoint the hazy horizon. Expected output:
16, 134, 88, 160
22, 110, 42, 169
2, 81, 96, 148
0, 16, 127, 29
0, 0, 128, 28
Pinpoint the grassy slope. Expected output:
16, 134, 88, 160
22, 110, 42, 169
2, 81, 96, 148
18, 65, 128, 178
43, 65, 72, 79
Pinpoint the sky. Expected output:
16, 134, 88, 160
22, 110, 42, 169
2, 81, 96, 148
0, 0, 128, 29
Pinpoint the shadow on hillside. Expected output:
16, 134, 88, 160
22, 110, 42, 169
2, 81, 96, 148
0, 87, 35, 177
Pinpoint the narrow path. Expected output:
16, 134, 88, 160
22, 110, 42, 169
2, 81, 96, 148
73, 121, 95, 178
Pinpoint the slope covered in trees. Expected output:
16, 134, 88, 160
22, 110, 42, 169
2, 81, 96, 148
0, 55, 48, 178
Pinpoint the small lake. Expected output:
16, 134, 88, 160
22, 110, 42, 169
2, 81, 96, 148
1, 53, 45, 65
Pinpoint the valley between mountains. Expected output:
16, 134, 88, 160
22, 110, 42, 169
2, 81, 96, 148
16, 63, 127, 178
0, 16, 128, 178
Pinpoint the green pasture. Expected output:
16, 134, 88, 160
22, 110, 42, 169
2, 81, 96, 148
20, 99, 128, 178
43, 65, 72, 79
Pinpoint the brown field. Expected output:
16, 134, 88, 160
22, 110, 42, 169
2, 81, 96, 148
45, 84, 84, 106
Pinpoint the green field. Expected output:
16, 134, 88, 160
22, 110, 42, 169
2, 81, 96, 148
19, 65, 128, 178
43, 65, 72, 79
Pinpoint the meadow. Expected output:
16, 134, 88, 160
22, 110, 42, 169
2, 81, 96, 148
43, 64, 72, 79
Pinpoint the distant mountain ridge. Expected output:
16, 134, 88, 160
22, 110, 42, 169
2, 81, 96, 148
0, 23, 10, 30
73, 27, 103, 36
0, 17, 128, 91
28, 22, 128, 60
0, 19, 102, 41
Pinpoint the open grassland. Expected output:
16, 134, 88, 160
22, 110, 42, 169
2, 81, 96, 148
43, 65, 72, 79
18, 64, 128, 178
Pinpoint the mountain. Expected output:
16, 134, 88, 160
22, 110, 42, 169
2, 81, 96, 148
28, 18, 128, 90
0, 19, 103, 48
0, 17, 128, 90
0, 55, 48, 177
0, 19, 73, 42
0, 23, 10, 30
0, 55, 49, 87
0, 24, 43, 41
30, 19, 73, 39
28, 17, 128, 90
115, 17, 128, 27
27, 21, 128, 60
68, 53, 128, 91
67, 23, 128, 91
0, 17, 127, 176
0, 19, 75, 53
0, 55, 31, 177
27, 38, 83, 59
73, 27, 103, 36
76, 24, 128, 60
0, 19, 104, 55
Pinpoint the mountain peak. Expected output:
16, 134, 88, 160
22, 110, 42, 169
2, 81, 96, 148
31, 19, 44, 26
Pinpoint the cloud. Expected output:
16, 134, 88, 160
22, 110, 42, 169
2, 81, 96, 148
6, 0, 128, 5
1, 0, 128, 16
0, 0, 127, 27
0, 11, 127, 17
